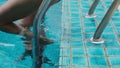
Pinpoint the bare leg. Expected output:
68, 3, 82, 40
17, 0, 60, 27
18, 0, 60, 60
18, 13, 35, 28
0, 0, 40, 34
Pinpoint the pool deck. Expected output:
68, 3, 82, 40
59, 0, 120, 68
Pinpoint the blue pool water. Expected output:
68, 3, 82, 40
0, 0, 61, 68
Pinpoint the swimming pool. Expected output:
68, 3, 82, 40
1, 0, 120, 68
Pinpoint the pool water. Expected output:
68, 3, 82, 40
0, 0, 61, 68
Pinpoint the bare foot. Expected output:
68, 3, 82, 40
39, 35, 54, 45
20, 35, 53, 60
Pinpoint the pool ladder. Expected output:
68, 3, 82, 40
32, 0, 120, 68
32, 0, 51, 68
85, 0, 120, 44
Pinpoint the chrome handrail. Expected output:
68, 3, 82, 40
85, 0, 100, 18
90, 0, 120, 44
33, 0, 51, 68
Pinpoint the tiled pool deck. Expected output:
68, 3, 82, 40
59, 0, 120, 68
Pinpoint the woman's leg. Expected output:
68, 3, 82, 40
18, 0, 61, 60
0, 0, 40, 34
17, 0, 60, 27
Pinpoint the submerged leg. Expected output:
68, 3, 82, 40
18, 0, 60, 59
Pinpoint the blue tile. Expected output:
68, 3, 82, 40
104, 27, 114, 33
72, 21, 80, 25
105, 1, 112, 4
84, 27, 96, 33
72, 48, 85, 56
70, 1, 78, 5
116, 28, 120, 33
88, 48, 104, 56
90, 66, 108, 68
71, 8, 79, 13
72, 33, 82, 40
89, 57, 107, 66
61, 49, 70, 56
112, 19, 120, 24
71, 18, 80, 23
84, 33, 94, 39
81, 5, 90, 9
62, 57, 70, 65
97, 4, 103, 8
95, 17, 104, 23
72, 66, 89, 68
83, 18, 95, 23
72, 27, 81, 30
113, 12, 120, 16
104, 41, 120, 47
59, 66, 70, 68
102, 34, 116, 40
117, 33, 120, 39
96, 8, 105, 13
71, 13, 80, 18
81, 2, 89, 6
86, 41, 102, 47
106, 48, 120, 56
59, 57, 70, 65
70, 5, 79, 9
112, 17, 120, 23
72, 28, 81, 33
111, 66, 120, 68
82, 9, 89, 13
109, 57, 120, 65
84, 22, 96, 27
72, 57, 87, 66
81, 0, 89, 4
72, 41, 83, 47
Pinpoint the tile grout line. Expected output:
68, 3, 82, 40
59, 0, 70, 67
79, 0, 90, 68
59, 0, 64, 67
68, 0, 73, 68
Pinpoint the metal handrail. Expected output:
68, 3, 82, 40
33, 0, 51, 68
90, 0, 120, 44
85, 0, 100, 18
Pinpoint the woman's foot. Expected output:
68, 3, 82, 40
20, 27, 54, 45
39, 35, 54, 45
20, 35, 53, 60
